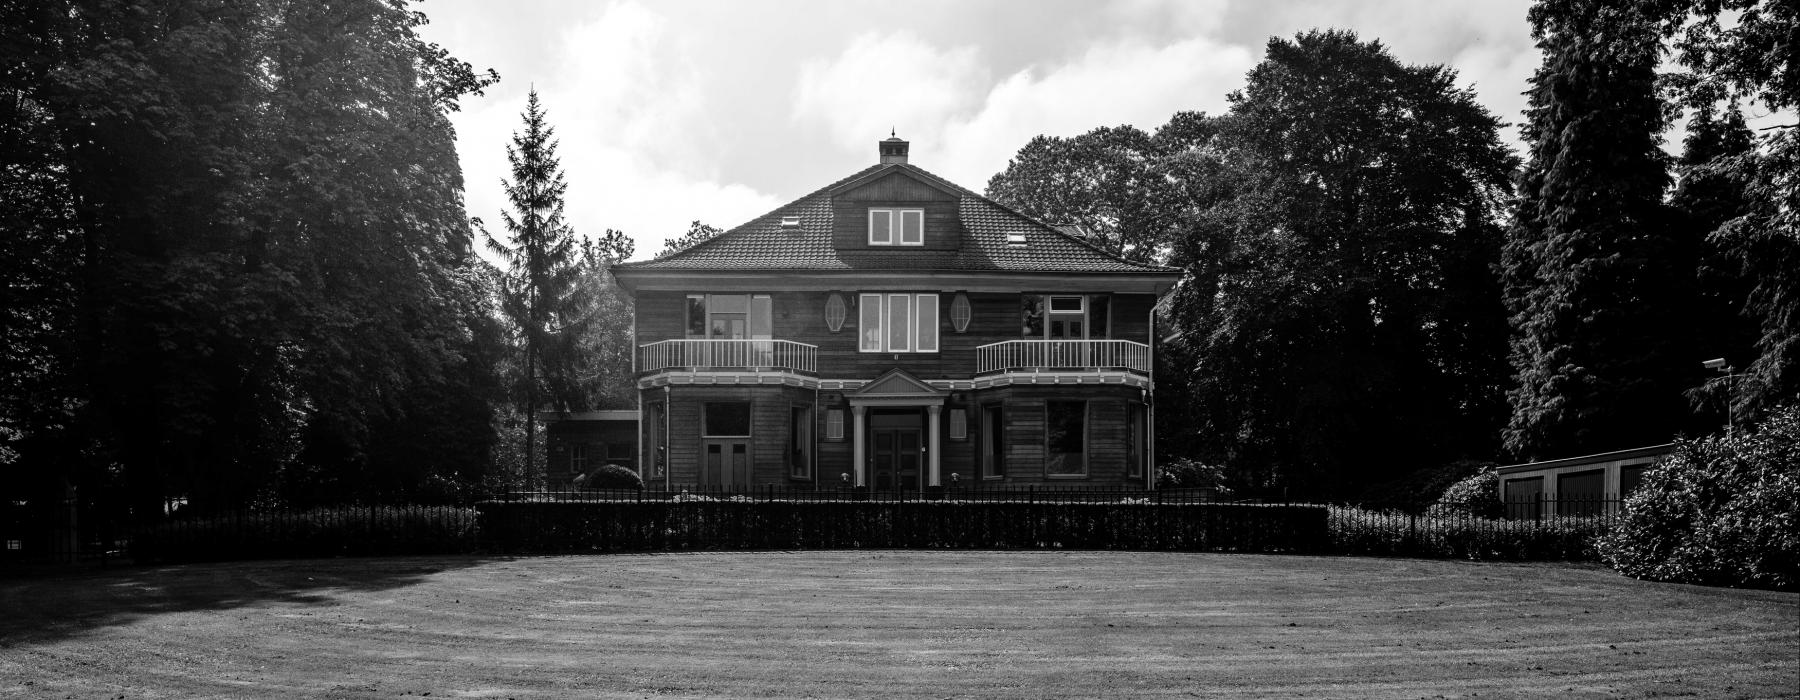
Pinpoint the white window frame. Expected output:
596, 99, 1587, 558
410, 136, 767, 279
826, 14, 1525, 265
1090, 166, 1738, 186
868, 208, 925, 246
857, 293, 939, 353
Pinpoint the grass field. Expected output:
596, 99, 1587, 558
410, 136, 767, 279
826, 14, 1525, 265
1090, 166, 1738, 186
1, 552, 1794, 698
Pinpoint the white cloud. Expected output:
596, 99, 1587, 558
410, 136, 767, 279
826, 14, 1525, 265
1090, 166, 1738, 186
453, 0, 780, 260
936, 37, 1258, 187
792, 32, 989, 152
791, 30, 1256, 189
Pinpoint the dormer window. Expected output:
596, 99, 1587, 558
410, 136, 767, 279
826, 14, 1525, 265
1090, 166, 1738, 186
869, 208, 924, 246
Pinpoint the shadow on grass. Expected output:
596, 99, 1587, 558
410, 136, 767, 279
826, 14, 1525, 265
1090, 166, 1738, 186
0, 555, 499, 646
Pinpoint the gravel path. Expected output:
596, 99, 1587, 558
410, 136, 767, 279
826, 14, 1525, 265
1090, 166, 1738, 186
1, 551, 1794, 698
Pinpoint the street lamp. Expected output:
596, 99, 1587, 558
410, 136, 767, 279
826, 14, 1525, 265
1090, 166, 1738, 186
1704, 358, 1736, 435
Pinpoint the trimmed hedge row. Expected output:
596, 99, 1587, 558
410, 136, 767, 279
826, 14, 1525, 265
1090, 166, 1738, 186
1328, 506, 1609, 561
475, 500, 1331, 554
132, 505, 481, 562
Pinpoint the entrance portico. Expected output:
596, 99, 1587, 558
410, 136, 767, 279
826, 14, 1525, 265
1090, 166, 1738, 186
847, 369, 946, 489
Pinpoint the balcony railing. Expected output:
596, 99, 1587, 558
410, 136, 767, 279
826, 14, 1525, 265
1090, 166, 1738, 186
975, 339, 1151, 375
639, 339, 818, 374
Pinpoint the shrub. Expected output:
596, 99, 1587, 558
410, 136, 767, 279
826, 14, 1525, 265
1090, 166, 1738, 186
1434, 469, 1503, 519
1157, 458, 1233, 495
574, 463, 643, 490
132, 505, 481, 561
1327, 505, 1607, 561
1597, 405, 1800, 590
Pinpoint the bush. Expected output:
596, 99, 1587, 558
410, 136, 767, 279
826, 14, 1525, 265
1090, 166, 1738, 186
1596, 405, 1800, 590
1434, 469, 1503, 519
1157, 458, 1233, 495
132, 505, 481, 561
1327, 505, 1606, 561
574, 463, 643, 490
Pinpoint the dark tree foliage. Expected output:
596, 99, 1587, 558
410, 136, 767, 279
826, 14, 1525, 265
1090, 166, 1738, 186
1673, 107, 1760, 423
1658, 0, 1800, 419
484, 90, 586, 487
2, 0, 499, 510
1162, 31, 1517, 497
1502, 0, 1699, 460
569, 230, 637, 410
985, 126, 1182, 263
659, 220, 724, 258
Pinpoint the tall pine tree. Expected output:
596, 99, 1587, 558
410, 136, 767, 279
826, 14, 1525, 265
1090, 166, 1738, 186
485, 90, 584, 488
1502, 0, 1697, 459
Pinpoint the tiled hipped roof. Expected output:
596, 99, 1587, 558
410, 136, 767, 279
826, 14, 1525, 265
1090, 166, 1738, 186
616, 163, 1174, 275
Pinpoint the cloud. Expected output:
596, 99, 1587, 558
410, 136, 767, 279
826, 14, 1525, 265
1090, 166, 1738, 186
936, 37, 1258, 186
453, 0, 781, 260
792, 32, 989, 152
792, 30, 1256, 189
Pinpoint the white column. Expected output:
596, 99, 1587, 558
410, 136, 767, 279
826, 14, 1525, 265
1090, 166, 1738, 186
851, 405, 867, 487
927, 404, 942, 487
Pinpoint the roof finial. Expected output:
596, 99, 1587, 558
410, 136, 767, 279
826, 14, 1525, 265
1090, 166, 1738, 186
890, 126, 896, 138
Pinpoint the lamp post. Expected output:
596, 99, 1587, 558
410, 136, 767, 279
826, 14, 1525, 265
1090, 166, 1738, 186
1704, 358, 1736, 436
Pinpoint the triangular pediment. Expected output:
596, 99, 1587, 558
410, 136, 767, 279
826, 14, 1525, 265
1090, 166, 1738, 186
852, 368, 944, 397
829, 166, 960, 202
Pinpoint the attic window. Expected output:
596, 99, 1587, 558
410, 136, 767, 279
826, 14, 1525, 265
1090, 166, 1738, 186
780, 216, 801, 229
1005, 232, 1027, 246
869, 208, 924, 246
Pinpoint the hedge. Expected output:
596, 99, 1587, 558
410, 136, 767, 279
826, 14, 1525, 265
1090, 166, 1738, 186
475, 500, 1330, 554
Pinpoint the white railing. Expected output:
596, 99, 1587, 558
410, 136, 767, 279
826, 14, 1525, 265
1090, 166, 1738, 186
975, 340, 1151, 375
638, 339, 818, 374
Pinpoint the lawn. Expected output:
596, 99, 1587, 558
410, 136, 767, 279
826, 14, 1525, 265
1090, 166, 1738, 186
1, 552, 1794, 698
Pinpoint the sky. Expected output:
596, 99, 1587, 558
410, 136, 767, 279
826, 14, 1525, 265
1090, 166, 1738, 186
416, 0, 1545, 261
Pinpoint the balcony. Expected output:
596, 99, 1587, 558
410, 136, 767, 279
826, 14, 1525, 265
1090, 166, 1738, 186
638, 339, 818, 375
975, 340, 1151, 375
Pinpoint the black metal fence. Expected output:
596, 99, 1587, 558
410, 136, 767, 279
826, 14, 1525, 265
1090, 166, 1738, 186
0, 489, 1628, 567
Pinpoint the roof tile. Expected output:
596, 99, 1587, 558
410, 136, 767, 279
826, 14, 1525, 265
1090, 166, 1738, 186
617, 163, 1176, 275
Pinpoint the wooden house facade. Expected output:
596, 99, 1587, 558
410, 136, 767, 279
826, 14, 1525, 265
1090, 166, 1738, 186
610, 137, 1182, 490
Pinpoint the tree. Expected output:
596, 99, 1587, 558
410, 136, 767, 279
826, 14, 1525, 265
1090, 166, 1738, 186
1162, 30, 1516, 496
569, 230, 637, 410
1502, 0, 1699, 460
985, 126, 1180, 263
659, 220, 724, 258
6, 0, 500, 510
485, 90, 584, 489
1659, 0, 1800, 420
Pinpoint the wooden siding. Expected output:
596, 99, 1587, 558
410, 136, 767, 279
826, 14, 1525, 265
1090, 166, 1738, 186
636, 290, 1161, 381
647, 385, 817, 486
832, 172, 963, 252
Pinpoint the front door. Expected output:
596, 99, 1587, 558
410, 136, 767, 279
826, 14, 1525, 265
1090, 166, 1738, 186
871, 430, 921, 491
702, 440, 751, 487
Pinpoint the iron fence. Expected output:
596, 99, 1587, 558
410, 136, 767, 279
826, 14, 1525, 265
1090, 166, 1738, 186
0, 490, 1630, 566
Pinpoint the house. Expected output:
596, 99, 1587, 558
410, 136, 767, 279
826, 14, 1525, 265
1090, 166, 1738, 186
1495, 443, 1672, 518
609, 136, 1183, 490
539, 410, 640, 487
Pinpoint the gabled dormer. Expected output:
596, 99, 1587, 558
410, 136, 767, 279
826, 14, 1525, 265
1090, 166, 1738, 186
827, 136, 965, 252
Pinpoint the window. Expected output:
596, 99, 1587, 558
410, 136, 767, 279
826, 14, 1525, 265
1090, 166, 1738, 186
858, 293, 939, 353
685, 294, 773, 339
702, 402, 751, 437
1045, 401, 1087, 477
980, 404, 1005, 478
789, 405, 812, 479
887, 294, 911, 351
825, 408, 845, 441
868, 208, 924, 246
570, 444, 588, 474
948, 408, 967, 440
1047, 296, 1084, 339
1021, 294, 1110, 339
